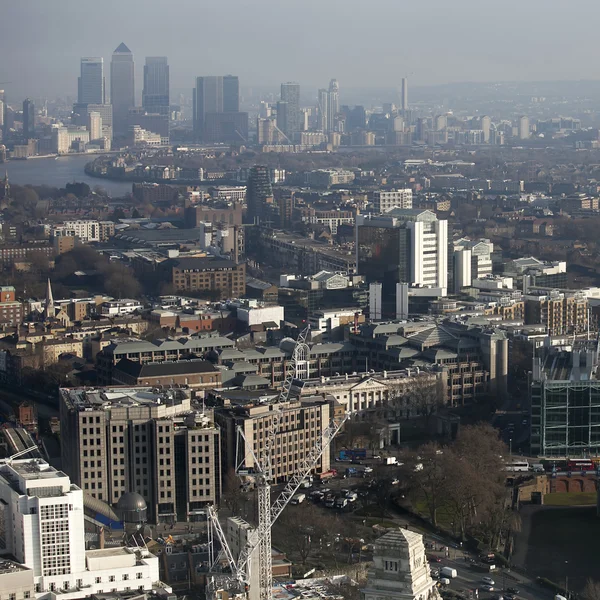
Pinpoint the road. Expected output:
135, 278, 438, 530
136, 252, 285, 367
425, 547, 554, 600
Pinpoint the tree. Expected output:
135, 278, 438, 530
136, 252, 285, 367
583, 579, 600, 600
104, 263, 141, 299
401, 443, 447, 527
388, 373, 446, 422
65, 182, 91, 198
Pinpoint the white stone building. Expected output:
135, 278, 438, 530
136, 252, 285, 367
0, 459, 166, 600
362, 529, 441, 600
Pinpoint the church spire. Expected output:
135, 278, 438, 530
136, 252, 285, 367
44, 277, 54, 320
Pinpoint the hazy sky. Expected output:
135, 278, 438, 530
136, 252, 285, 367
2, 0, 600, 101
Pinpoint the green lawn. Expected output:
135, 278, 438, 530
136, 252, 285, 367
413, 498, 455, 530
544, 492, 597, 506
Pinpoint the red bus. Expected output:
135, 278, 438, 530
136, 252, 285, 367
567, 458, 595, 472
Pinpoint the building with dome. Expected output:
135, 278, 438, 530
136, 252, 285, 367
362, 529, 441, 600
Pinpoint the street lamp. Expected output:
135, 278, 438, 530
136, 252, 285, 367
509, 438, 512, 457
565, 560, 569, 600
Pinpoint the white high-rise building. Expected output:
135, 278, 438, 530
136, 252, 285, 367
317, 88, 329, 133
369, 282, 383, 321
328, 79, 339, 130
371, 189, 413, 213
87, 111, 102, 140
453, 237, 494, 292
356, 209, 448, 297
481, 115, 491, 143
405, 211, 447, 290
519, 115, 530, 140
0, 459, 164, 600
401, 77, 408, 112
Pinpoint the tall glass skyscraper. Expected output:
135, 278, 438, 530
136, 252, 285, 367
143, 57, 170, 115
110, 43, 135, 135
280, 82, 300, 137
78, 57, 105, 105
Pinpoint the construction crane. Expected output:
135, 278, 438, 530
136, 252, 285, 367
208, 411, 348, 599
207, 325, 350, 600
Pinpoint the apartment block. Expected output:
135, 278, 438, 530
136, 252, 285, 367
59, 386, 221, 524
524, 290, 588, 336
370, 189, 413, 213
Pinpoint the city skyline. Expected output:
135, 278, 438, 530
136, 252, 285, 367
3, 0, 600, 99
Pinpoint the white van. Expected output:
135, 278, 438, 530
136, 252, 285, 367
291, 493, 306, 505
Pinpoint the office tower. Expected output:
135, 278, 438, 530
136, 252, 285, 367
223, 75, 239, 112
193, 76, 222, 137
0, 90, 5, 137
356, 209, 448, 299
275, 101, 288, 140
110, 43, 135, 136
369, 282, 383, 320
401, 77, 408, 111
78, 57, 104, 104
204, 112, 248, 143
22, 98, 35, 140
87, 111, 102, 140
280, 82, 300, 137
245, 165, 273, 224
328, 79, 339, 125
0, 457, 163, 597
371, 189, 413, 213
60, 386, 221, 524
317, 88, 329, 132
142, 56, 169, 114
193, 76, 246, 142
530, 341, 600, 457
257, 117, 276, 144
519, 115, 530, 140
481, 115, 491, 143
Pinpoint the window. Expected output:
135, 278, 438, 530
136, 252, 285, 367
384, 560, 398, 572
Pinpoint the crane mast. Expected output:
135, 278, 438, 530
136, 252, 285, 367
207, 325, 349, 600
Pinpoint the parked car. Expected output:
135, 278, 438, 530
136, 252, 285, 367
481, 577, 495, 585
481, 585, 494, 592
427, 555, 442, 563
506, 588, 519, 595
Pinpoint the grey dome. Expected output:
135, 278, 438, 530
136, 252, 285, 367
116, 492, 147, 523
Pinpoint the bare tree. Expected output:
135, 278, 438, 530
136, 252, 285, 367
583, 579, 600, 600
401, 443, 447, 527
387, 373, 446, 422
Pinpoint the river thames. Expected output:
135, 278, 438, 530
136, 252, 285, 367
1, 155, 133, 197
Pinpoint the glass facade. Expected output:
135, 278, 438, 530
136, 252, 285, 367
357, 225, 409, 295
531, 380, 600, 457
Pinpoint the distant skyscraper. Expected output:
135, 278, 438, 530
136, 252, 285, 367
481, 115, 491, 143
78, 57, 105, 104
328, 79, 339, 131
246, 165, 273, 224
280, 82, 300, 138
519, 115, 530, 140
87, 111, 102, 140
193, 76, 223, 137
22, 98, 35, 140
401, 77, 408, 112
143, 56, 170, 114
0, 90, 6, 138
223, 75, 240, 113
318, 88, 329, 132
110, 43, 135, 135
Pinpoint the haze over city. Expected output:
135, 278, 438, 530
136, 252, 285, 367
3, 2, 600, 600
3, 0, 600, 99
